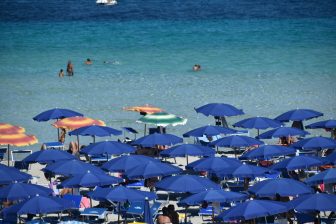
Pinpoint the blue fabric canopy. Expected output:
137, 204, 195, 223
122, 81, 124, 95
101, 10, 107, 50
275, 109, 323, 122
257, 127, 309, 139
0, 183, 52, 201
2, 195, 75, 215
215, 164, 270, 178
240, 145, 296, 160
69, 125, 122, 137
43, 159, 105, 176
305, 168, 336, 185
125, 161, 182, 179
270, 155, 324, 171
33, 108, 83, 122
160, 144, 215, 157
211, 135, 264, 148
324, 151, 336, 165
248, 178, 313, 197
305, 119, 336, 129
180, 189, 248, 205
186, 157, 242, 172
101, 155, 158, 172
81, 140, 135, 156
289, 193, 336, 212
22, 149, 76, 164
291, 136, 336, 151
218, 200, 289, 221
60, 170, 123, 188
195, 103, 244, 117
0, 164, 31, 184
233, 117, 282, 130
183, 125, 237, 137
155, 175, 220, 193
132, 133, 183, 147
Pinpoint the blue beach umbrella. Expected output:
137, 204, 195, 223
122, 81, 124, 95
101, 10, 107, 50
0, 182, 53, 201
22, 149, 76, 164
240, 145, 296, 160
195, 103, 244, 117
215, 164, 270, 179
233, 116, 282, 136
211, 135, 264, 148
144, 198, 154, 224
270, 155, 324, 171
101, 155, 158, 172
291, 136, 336, 151
60, 170, 123, 188
2, 195, 75, 215
306, 119, 336, 129
257, 127, 309, 139
275, 109, 323, 122
43, 159, 105, 176
248, 178, 313, 197
181, 189, 248, 224
155, 175, 220, 193
183, 125, 237, 137
81, 140, 135, 156
89, 186, 156, 224
305, 168, 336, 185
160, 144, 215, 164
218, 200, 289, 221
132, 133, 183, 147
181, 189, 248, 205
324, 151, 336, 165
69, 125, 122, 143
0, 164, 31, 184
33, 108, 83, 122
289, 193, 336, 212
186, 156, 242, 173
125, 161, 182, 179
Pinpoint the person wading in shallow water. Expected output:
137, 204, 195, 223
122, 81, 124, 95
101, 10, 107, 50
66, 60, 74, 76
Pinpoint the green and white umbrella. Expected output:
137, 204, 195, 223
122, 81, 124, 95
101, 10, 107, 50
137, 112, 187, 127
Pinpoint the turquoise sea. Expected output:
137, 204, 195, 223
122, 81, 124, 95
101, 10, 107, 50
0, 0, 336, 147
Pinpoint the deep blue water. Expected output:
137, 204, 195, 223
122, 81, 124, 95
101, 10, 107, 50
0, 0, 336, 147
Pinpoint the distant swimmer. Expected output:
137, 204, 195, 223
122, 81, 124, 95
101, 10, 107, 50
193, 64, 201, 71
85, 58, 92, 65
58, 69, 64, 78
66, 60, 74, 76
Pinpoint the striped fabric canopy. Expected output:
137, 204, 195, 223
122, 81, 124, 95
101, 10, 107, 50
137, 112, 187, 127
124, 104, 163, 114
0, 123, 25, 134
53, 116, 105, 130
0, 133, 38, 147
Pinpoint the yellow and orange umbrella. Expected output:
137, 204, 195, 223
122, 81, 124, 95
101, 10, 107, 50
0, 133, 38, 166
123, 104, 163, 115
0, 123, 25, 134
52, 116, 105, 130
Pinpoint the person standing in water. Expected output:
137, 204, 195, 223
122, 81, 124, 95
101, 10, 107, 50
58, 69, 64, 77
66, 60, 74, 76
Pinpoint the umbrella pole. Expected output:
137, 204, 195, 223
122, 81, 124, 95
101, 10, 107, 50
184, 205, 188, 224
77, 135, 80, 150
186, 155, 189, 165
212, 205, 215, 224
93, 135, 96, 143
264, 216, 268, 224
118, 202, 121, 224
7, 144, 10, 166
144, 124, 147, 136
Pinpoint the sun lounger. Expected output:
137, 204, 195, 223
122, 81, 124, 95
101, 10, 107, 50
80, 208, 108, 222
126, 180, 145, 189
125, 201, 162, 221
43, 141, 64, 150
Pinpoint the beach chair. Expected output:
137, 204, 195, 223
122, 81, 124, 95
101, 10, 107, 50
11, 149, 32, 170
43, 141, 65, 150
198, 205, 222, 221
126, 180, 145, 189
80, 208, 108, 222
125, 201, 162, 221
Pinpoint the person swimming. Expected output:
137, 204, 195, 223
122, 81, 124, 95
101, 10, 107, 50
66, 60, 74, 76
193, 64, 201, 71
58, 69, 64, 77
85, 58, 92, 65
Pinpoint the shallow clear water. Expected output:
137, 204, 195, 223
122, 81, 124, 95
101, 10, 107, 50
0, 0, 335, 148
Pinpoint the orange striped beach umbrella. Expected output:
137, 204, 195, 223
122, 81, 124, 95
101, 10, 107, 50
0, 133, 38, 166
123, 104, 163, 115
0, 123, 25, 134
52, 116, 105, 130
